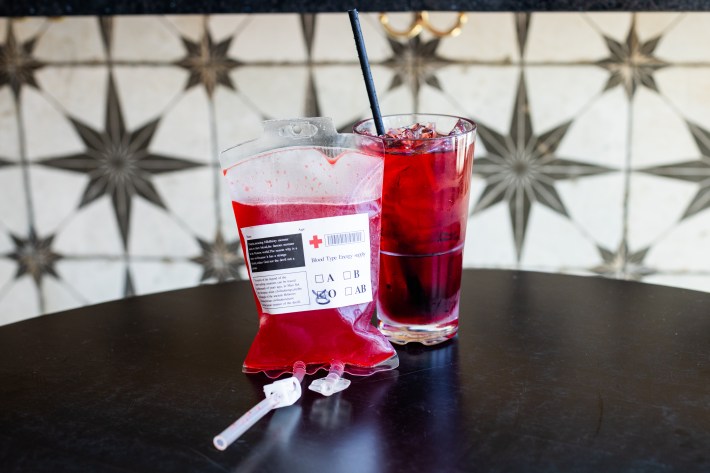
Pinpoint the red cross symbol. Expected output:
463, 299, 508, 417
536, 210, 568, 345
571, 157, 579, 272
309, 235, 323, 249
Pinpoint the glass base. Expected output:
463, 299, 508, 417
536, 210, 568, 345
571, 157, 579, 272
377, 318, 458, 346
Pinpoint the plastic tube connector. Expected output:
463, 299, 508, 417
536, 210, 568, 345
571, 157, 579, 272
308, 361, 351, 396
264, 376, 302, 408
213, 362, 306, 451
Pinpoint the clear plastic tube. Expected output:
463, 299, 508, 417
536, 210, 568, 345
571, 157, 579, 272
213, 396, 278, 450
308, 360, 351, 396
213, 361, 306, 451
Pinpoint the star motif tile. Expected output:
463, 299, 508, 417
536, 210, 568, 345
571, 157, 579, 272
596, 18, 667, 99
472, 72, 614, 260
175, 26, 241, 98
36, 74, 203, 248
591, 242, 655, 280
516, 13, 532, 58
383, 36, 450, 105
123, 266, 135, 297
301, 14, 321, 117
638, 121, 710, 220
191, 231, 245, 283
5, 228, 61, 288
0, 20, 44, 98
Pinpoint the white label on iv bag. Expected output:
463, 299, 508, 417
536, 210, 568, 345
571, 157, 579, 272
241, 213, 373, 315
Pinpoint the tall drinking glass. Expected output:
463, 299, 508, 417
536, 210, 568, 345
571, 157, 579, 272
354, 114, 476, 345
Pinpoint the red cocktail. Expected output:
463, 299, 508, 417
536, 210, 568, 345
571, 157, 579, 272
354, 115, 476, 345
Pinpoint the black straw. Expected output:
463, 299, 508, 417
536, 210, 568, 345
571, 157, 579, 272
348, 9, 385, 136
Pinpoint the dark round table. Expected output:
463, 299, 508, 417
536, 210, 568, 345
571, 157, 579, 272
1, 270, 709, 472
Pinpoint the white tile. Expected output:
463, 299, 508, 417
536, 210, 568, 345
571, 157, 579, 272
0, 251, 14, 287
556, 173, 625, 251
10, 18, 46, 42
655, 13, 710, 63
556, 87, 629, 170
0, 275, 40, 326
128, 198, 200, 258
312, 65, 385, 129
526, 13, 608, 62
164, 15, 205, 42
150, 86, 211, 164
521, 204, 601, 269
208, 14, 249, 43
630, 87, 697, 169
464, 180, 518, 268
642, 273, 710, 293
0, 168, 29, 236
467, 174, 487, 215
636, 13, 684, 43
526, 66, 609, 136
656, 68, 710, 131
129, 260, 202, 296
113, 66, 189, 132
55, 259, 126, 305
53, 196, 123, 256
229, 14, 306, 62
0, 229, 12, 253
645, 209, 710, 272
433, 65, 519, 134
112, 16, 184, 62
584, 13, 632, 43
34, 17, 105, 62
437, 13, 518, 63
35, 66, 108, 131
377, 84, 415, 116
472, 134, 491, 159
312, 12, 396, 62
29, 165, 88, 237
418, 81, 471, 117
42, 276, 86, 315
627, 173, 698, 252
213, 87, 266, 155
0, 88, 19, 161
230, 66, 309, 119
369, 65, 402, 116
21, 87, 84, 162
153, 168, 217, 243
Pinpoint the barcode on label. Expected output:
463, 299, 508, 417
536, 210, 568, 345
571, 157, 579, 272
325, 231, 364, 246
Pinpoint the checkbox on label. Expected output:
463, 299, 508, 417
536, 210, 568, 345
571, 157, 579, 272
345, 287, 353, 296
343, 271, 352, 280
315, 274, 324, 283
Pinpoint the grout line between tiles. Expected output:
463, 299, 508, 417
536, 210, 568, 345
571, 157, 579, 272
14, 95, 37, 238
14, 92, 47, 314
620, 40, 635, 277
36, 58, 710, 69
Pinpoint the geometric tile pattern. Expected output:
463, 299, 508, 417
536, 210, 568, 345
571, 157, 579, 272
1, 12, 710, 325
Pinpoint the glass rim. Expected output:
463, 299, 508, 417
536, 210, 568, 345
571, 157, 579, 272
353, 113, 477, 140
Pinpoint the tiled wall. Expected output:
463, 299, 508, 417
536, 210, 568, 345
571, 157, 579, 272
1, 12, 710, 326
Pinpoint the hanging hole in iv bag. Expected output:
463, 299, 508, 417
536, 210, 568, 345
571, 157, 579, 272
279, 123, 318, 139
